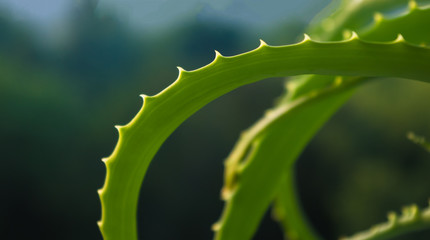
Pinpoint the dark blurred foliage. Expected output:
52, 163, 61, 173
0, 1, 429, 240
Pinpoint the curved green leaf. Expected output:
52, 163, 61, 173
262, 2, 430, 239
215, 77, 364, 240
98, 34, 430, 240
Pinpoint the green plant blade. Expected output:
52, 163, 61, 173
268, 2, 430, 239
215, 77, 364, 240
308, 0, 428, 41
273, 167, 320, 240
98, 36, 430, 240
268, 75, 349, 240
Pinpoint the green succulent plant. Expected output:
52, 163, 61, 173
98, 0, 430, 239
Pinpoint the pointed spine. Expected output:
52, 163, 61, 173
340, 31, 360, 42
176, 66, 190, 77
302, 34, 311, 43
98, 36, 430, 240
114, 124, 127, 135
259, 39, 268, 48
394, 34, 405, 43
214, 50, 223, 58
349, 31, 360, 41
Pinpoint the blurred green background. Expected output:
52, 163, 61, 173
1, 0, 429, 239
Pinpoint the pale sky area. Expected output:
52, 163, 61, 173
0, 0, 71, 26
0, 0, 330, 35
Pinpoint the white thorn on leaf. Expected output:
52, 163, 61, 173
259, 39, 268, 47
211, 222, 221, 231
349, 31, 359, 40
395, 34, 405, 42
97, 188, 104, 195
214, 50, 223, 58
177, 66, 186, 72
302, 34, 311, 42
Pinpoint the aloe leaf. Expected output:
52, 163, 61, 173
341, 202, 430, 240
308, 0, 428, 41
355, 1, 430, 44
215, 77, 364, 240
98, 34, 430, 240
273, 166, 320, 240
267, 2, 430, 239
218, 74, 356, 240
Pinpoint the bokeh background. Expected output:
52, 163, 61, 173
1, 0, 430, 239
